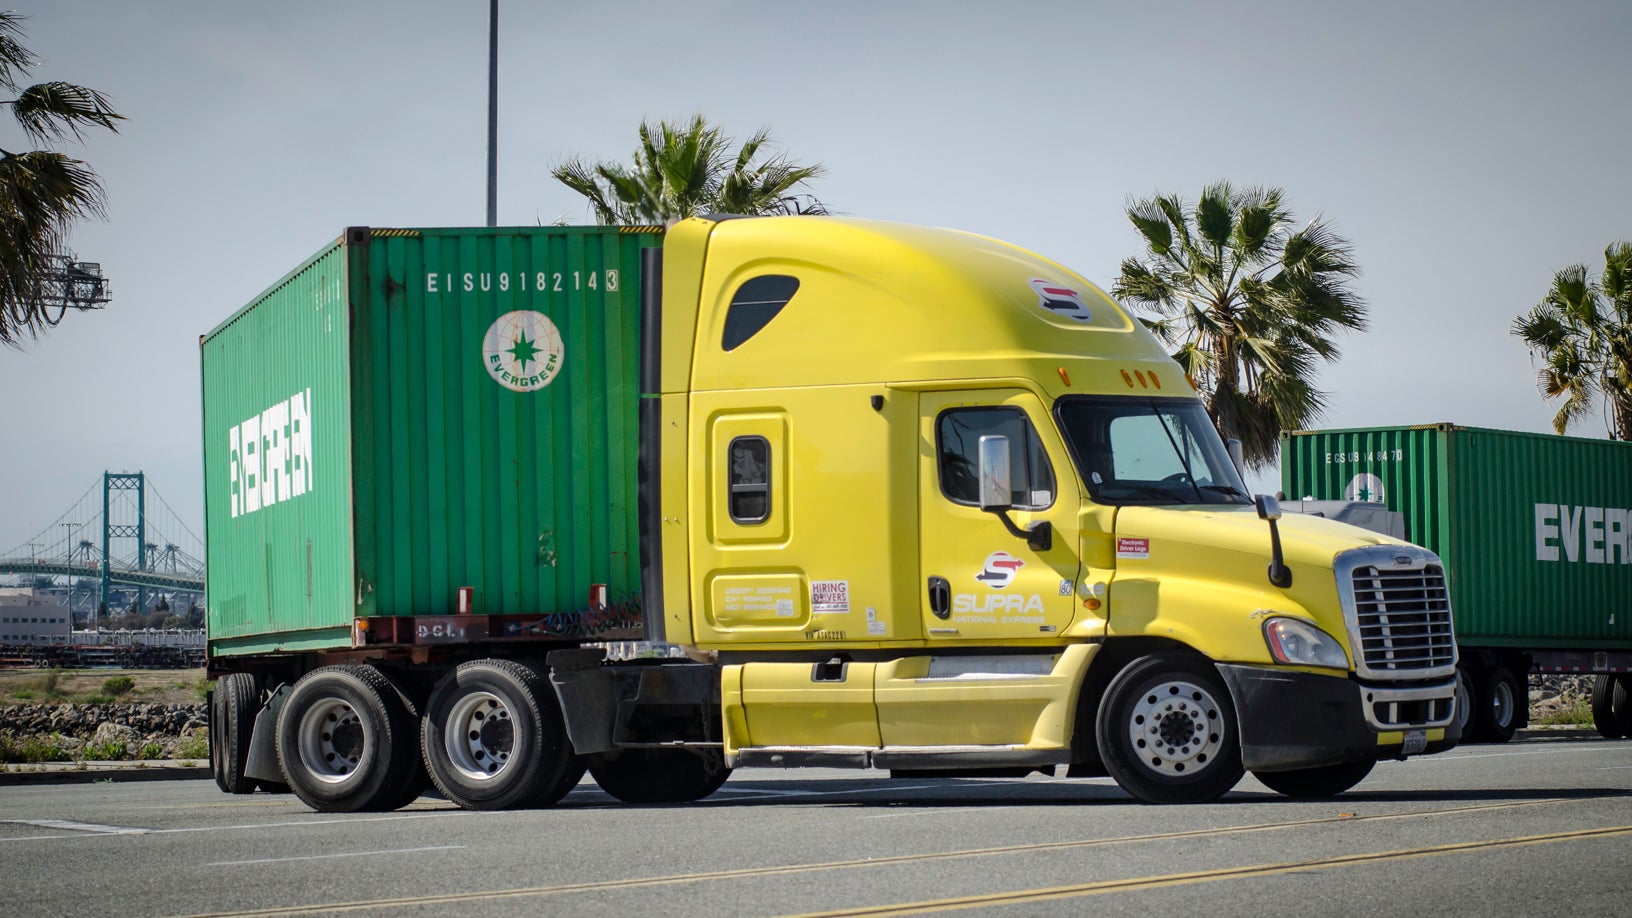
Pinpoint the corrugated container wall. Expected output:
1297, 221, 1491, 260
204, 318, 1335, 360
202, 227, 662, 656
1281, 424, 1632, 650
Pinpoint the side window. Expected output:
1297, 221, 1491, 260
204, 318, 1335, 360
722, 275, 799, 351
728, 436, 771, 523
936, 407, 1055, 510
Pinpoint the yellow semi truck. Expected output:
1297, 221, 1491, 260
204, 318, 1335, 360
201, 215, 1459, 810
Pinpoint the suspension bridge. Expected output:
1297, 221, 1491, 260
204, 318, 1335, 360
0, 472, 205, 625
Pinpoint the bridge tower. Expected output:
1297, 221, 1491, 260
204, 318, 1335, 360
101, 472, 147, 619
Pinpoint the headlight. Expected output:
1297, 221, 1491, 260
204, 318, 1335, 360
1262, 617, 1349, 669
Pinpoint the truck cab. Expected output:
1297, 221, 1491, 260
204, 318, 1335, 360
645, 214, 1459, 802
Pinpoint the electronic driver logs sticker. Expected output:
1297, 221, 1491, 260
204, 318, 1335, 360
1029, 278, 1093, 323
1116, 537, 1150, 560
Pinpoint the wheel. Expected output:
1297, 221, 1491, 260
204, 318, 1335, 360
275, 666, 421, 812
1094, 653, 1243, 803
1590, 674, 1623, 739
1475, 667, 1520, 743
1253, 758, 1375, 798
1452, 667, 1478, 741
1613, 675, 1632, 739
421, 659, 577, 810
210, 672, 259, 794
588, 748, 731, 804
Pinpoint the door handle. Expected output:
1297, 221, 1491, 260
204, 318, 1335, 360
927, 576, 950, 620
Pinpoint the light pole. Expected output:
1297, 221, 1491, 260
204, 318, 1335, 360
487, 0, 498, 227
60, 522, 74, 624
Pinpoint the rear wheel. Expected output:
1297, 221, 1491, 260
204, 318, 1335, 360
421, 659, 577, 810
1095, 653, 1243, 804
276, 666, 420, 812
1253, 758, 1375, 798
1590, 674, 1623, 739
588, 748, 731, 804
210, 672, 259, 794
1476, 667, 1521, 743
1613, 675, 1632, 739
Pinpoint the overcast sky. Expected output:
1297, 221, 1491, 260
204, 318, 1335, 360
2, 0, 1629, 558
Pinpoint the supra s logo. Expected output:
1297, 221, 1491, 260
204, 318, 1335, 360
975, 551, 1025, 589
1028, 278, 1093, 323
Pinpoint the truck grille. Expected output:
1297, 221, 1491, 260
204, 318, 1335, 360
1350, 564, 1456, 676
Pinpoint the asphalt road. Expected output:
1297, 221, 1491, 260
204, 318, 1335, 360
2, 735, 1629, 917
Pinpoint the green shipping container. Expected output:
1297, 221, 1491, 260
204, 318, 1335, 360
1281, 424, 1632, 650
201, 226, 663, 657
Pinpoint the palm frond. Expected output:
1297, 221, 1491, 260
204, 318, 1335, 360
11, 81, 123, 144
0, 12, 36, 94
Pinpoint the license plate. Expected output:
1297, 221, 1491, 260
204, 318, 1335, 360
1401, 729, 1427, 755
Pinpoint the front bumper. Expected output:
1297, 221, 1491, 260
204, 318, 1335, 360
1218, 663, 1460, 772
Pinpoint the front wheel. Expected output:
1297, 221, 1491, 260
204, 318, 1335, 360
1253, 758, 1375, 798
1095, 653, 1243, 804
1453, 667, 1477, 741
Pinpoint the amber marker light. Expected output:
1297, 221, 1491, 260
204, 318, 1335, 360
1084, 598, 1102, 611
1149, 371, 1161, 389
1057, 367, 1072, 387
1121, 370, 1134, 387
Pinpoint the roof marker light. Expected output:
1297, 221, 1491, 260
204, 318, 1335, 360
1121, 370, 1134, 387
1057, 367, 1072, 387
1135, 370, 1148, 388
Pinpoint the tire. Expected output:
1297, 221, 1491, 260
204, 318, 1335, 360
371, 668, 432, 810
421, 659, 576, 810
1591, 674, 1623, 739
1454, 667, 1479, 742
1613, 675, 1632, 739
210, 672, 259, 795
1253, 758, 1375, 798
1094, 653, 1244, 804
588, 748, 731, 804
1476, 667, 1521, 744
275, 666, 421, 813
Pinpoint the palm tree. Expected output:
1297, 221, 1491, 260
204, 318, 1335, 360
0, 12, 123, 347
1111, 182, 1366, 470
1511, 242, 1632, 440
553, 115, 825, 225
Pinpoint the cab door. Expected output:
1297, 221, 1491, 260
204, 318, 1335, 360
917, 390, 1080, 642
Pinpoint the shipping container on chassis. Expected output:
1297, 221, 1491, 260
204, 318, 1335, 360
200, 226, 663, 658
1281, 424, 1632, 650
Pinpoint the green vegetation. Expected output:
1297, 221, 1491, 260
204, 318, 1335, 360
1512, 241, 1632, 440
554, 114, 826, 225
102, 675, 135, 697
0, 11, 125, 347
137, 742, 164, 760
81, 741, 127, 761
175, 730, 208, 760
1112, 183, 1366, 470
1534, 697, 1593, 727
0, 734, 70, 763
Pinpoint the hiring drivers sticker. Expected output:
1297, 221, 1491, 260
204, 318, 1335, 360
1116, 537, 1150, 560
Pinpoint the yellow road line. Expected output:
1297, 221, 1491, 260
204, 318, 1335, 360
783, 824, 1632, 917
173, 796, 1627, 918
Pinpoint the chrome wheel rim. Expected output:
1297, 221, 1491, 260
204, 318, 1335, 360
297, 698, 366, 784
444, 690, 515, 782
1128, 679, 1226, 777
1490, 678, 1515, 728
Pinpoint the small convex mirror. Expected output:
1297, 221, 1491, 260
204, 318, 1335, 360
978, 435, 1011, 510
1255, 493, 1282, 521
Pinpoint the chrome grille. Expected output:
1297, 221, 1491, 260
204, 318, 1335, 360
1350, 564, 1455, 675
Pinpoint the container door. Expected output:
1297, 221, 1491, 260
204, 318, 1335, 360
917, 390, 1080, 642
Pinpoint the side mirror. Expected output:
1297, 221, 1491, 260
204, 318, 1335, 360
978, 435, 1011, 510
1255, 494, 1282, 521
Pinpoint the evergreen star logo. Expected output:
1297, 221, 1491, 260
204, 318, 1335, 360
483, 310, 564, 392
1345, 472, 1386, 504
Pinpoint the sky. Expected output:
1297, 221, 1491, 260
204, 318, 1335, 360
2, 0, 1630, 558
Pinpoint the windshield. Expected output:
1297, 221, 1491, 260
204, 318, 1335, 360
1054, 396, 1251, 506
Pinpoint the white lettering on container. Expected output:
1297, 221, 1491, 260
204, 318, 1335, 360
1535, 502, 1632, 564
229, 388, 314, 519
